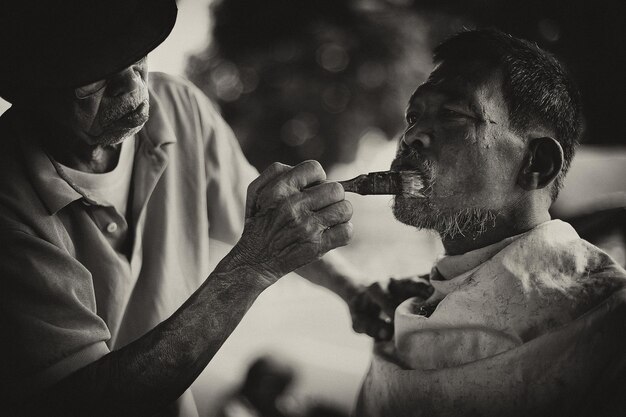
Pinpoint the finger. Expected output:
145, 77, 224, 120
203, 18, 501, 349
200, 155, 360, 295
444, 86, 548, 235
320, 221, 353, 251
366, 282, 397, 318
300, 181, 345, 211
388, 277, 434, 301
282, 160, 326, 191
365, 319, 394, 341
258, 160, 326, 208
314, 200, 353, 228
246, 162, 292, 217
350, 291, 382, 319
352, 317, 367, 334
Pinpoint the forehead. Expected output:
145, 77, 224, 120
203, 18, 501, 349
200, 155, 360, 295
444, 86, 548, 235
408, 61, 505, 111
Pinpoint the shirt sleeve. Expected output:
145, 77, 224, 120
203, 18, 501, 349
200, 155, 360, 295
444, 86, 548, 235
188, 87, 259, 245
0, 229, 111, 402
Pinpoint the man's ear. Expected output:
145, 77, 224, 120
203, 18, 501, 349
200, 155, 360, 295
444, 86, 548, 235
517, 137, 564, 190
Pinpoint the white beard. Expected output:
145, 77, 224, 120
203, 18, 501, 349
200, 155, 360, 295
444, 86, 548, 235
393, 195, 498, 240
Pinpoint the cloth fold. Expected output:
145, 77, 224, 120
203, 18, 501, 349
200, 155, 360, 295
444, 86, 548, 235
358, 220, 626, 416
357, 288, 626, 417
394, 220, 625, 370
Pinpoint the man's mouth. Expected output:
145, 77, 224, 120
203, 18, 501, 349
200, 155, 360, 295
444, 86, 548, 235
103, 101, 149, 130
391, 156, 422, 173
391, 153, 433, 196
118, 101, 146, 121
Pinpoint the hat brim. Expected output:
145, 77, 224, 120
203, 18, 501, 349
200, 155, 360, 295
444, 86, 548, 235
2, 0, 177, 91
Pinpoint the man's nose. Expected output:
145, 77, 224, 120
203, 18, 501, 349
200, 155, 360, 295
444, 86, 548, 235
107, 66, 143, 97
402, 126, 432, 150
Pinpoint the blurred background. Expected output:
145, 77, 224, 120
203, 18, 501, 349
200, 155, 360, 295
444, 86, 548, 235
1, 0, 622, 415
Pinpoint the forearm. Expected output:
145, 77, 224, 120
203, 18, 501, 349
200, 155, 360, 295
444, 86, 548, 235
297, 251, 364, 301
11, 160, 353, 417
17, 253, 272, 417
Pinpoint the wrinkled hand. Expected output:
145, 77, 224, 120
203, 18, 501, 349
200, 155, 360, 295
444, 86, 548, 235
348, 275, 434, 341
233, 161, 353, 283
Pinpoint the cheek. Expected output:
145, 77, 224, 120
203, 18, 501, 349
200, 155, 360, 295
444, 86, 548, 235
71, 99, 101, 134
42, 97, 100, 139
436, 150, 484, 199
433, 144, 515, 207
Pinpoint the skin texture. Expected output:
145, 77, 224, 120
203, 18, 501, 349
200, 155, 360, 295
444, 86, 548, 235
34, 57, 151, 173
23, 55, 387, 341
391, 61, 561, 255
13, 159, 353, 417
353, 61, 565, 340
11, 59, 355, 415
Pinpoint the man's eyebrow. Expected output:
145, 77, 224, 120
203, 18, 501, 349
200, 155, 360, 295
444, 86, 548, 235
407, 83, 497, 124
439, 84, 500, 125
439, 87, 498, 125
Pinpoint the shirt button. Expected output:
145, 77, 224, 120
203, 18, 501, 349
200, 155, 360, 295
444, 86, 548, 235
106, 222, 118, 233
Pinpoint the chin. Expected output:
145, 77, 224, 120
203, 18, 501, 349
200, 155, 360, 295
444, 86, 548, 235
88, 101, 150, 147
88, 123, 146, 147
392, 195, 498, 240
392, 195, 433, 228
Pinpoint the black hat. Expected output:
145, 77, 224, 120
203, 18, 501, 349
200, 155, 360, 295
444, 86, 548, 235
0, 0, 177, 93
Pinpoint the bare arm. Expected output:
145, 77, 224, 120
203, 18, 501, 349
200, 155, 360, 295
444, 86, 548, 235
18, 255, 272, 417
297, 251, 364, 303
12, 161, 353, 417
298, 257, 433, 341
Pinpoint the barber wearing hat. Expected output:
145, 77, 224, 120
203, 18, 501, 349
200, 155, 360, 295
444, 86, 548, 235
0, 1, 397, 416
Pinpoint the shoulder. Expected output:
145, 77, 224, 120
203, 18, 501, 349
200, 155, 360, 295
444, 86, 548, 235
0, 116, 44, 235
147, 72, 227, 141
149, 72, 199, 99
148, 72, 219, 117
471, 220, 626, 334
493, 220, 626, 288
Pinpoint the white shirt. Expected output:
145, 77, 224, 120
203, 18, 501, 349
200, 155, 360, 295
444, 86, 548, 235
57, 135, 135, 219
0, 73, 258, 416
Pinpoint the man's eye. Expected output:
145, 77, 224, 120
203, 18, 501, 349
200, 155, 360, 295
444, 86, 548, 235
441, 108, 463, 118
440, 108, 473, 121
74, 79, 107, 98
406, 113, 419, 125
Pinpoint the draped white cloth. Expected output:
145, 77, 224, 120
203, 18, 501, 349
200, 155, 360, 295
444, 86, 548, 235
357, 220, 626, 416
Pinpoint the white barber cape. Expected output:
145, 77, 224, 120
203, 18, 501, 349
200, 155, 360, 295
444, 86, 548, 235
357, 220, 626, 417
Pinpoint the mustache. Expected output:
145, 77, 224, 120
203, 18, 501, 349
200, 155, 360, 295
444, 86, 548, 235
390, 143, 436, 198
391, 146, 434, 183
99, 92, 149, 126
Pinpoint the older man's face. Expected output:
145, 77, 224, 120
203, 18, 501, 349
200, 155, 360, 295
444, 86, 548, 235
43, 56, 150, 147
391, 63, 527, 239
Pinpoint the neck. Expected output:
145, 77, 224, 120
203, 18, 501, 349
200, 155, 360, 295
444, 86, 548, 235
24, 110, 126, 173
441, 203, 551, 256
53, 141, 124, 173
40, 123, 125, 173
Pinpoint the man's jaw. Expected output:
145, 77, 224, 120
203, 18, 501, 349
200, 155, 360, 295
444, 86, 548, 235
86, 100, 150, 147
100, 100, 149, 130
83, 123, 144, 147
392, 195, 498, 241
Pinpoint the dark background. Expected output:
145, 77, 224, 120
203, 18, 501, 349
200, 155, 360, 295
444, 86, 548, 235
187, 0, 625, 172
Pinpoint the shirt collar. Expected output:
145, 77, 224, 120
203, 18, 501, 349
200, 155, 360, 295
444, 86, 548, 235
430, 223, 541, 295
138, 82, 177, 148
435, 232, 524, 281
430, 220, 577, 295
16, 80, 177, 215
13, 114, 83, 215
